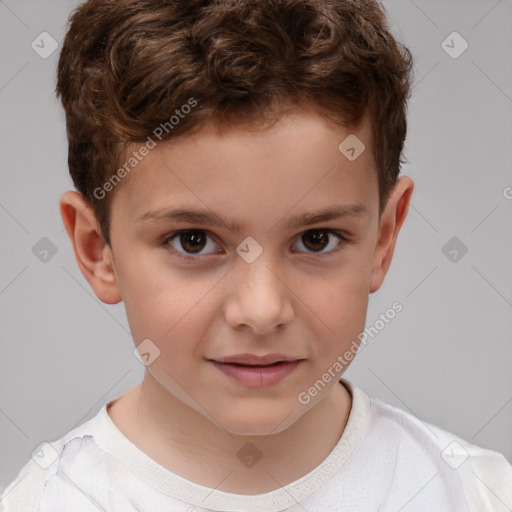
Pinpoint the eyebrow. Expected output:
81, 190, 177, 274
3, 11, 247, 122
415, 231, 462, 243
137, 202, 368, 233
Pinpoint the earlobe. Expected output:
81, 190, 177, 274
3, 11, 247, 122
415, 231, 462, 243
60, 191, 122, 304
369, 176, 414, 294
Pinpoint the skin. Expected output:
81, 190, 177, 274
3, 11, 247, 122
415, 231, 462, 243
60, 104, 413, 494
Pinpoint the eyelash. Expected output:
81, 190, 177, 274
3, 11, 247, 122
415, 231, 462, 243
162, 229, 351, 262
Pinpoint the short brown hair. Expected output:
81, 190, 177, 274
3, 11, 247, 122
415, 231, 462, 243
56, 0, 413, 246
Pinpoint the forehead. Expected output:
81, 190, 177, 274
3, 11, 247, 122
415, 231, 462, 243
111, 108, 378, 230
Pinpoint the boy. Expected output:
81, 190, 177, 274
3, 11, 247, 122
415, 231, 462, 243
2, 0, 511, 510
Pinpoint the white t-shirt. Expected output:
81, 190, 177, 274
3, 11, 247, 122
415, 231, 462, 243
1, 379, 511, 512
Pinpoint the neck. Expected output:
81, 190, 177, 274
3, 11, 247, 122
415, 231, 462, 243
108, 372, 352, 494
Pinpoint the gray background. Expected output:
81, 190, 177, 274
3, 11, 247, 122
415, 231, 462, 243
1, 0, 511, 492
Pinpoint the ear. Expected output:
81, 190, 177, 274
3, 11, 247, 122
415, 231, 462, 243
60, 191, 122, 304
369, 176, 414, 294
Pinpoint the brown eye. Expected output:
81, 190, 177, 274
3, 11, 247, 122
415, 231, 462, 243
293, 229, 346, 254
165, 230, 221, 258
179, 231, 207, 253
302, 230, 330, 251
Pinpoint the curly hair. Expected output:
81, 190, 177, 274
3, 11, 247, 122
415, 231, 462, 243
56, 0, 413, 245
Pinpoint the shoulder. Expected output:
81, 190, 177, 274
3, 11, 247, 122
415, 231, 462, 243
0, 413, 100, 512
367, 394, 512, 511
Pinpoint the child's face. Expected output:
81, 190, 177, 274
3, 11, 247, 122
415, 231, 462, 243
79, 106, 412, 435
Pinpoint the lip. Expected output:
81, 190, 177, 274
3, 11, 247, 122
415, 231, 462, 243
211, 353, 301, 365
208, 355, 304, 388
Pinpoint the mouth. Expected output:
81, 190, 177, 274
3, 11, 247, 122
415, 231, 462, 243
210, 353, 303, 366
207, 354, 304, 388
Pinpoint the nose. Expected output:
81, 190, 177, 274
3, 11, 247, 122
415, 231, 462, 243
224, 256, 294, 335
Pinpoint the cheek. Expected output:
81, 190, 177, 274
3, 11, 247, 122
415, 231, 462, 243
303, 250, 373, 351
117, 255, 219, 351
310, 272, 369, 338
